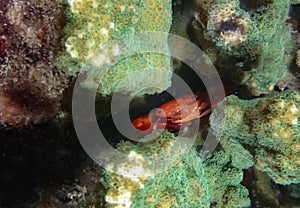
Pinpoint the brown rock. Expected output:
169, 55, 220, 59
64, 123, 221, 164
0, 0, 69, 127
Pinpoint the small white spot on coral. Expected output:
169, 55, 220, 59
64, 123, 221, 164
291, 118, 298, 125
109, 22, 115, 29
111, 44, 120, 56
119, 5, 126, 12
68, 0, 76, 6
289, 104, 298, 114
65, 43, 79, 58
128, 5, 136, 12
101, 28, 109, 35
275, 100, 285, 109
90, 54, 106, 67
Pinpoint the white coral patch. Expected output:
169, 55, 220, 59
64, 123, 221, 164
109, 22, 115, 29
100, 28, 109, 35
113, 151, 153, 181
105, 190, 132, 208
65, 42, 78, 58
90, 54, 106, 67
289, 104, 298, 114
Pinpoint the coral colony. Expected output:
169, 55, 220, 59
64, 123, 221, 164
57, 0, 173, 95
98, 0, 300, 206
1, 0, 300, 207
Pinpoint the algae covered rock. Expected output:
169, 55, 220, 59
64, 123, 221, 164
0, 0, 69, 127
57, 0, 173, 96
194, 0, 294, 96
210, 90, 300, 184
103, 131, 251, 207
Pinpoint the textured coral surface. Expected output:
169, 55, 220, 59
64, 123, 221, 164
103, 132, 251, 208
57, 0, 173, 96
194, 0, 295, 96
211, 91, 300, 185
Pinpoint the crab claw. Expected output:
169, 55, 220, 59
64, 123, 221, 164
132, 114, 152, 131
132, 113, 168, 134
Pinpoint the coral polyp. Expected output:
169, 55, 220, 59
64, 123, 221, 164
207, 4, 251, 46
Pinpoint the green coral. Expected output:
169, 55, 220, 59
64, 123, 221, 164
210, 90, 300, 184
291, 0, 300, 4
194, 0, 294, 96
57, 0, 173, 95
219, 137, 254, 170
103, 131, 251, 207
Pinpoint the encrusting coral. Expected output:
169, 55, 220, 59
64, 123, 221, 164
103, 131, 189, 207
297, 49, 300, 68
291, 0, 300, 3
193, 0, 296, 96
103, 131, 252, 208
0, 0, 69, 127
57, 0, 173, 96
210, 90, 300, 185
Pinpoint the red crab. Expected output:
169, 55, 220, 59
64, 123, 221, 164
132, 84, 233, 133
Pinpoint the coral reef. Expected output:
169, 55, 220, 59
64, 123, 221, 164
57, 0, 173, 96
297, 49, 300, 68
0, 0, 69, 127
2, 0, 300, 207
210, 90, 300, 184
103, 131, 251, 207
193, 0, 295, 96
